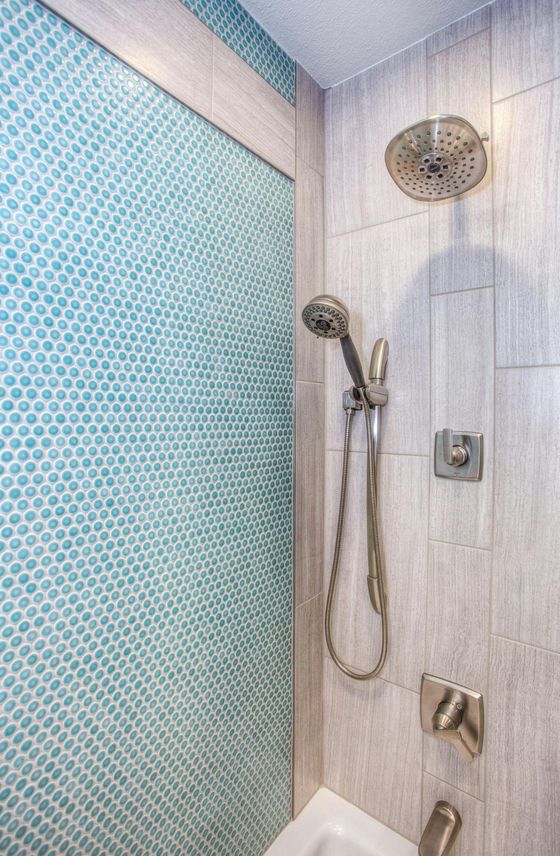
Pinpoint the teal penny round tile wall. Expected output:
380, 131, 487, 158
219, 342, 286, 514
181, 0, 295, 103
0, 1, 294, 853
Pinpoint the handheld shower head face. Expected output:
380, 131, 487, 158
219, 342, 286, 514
301, 295, 350, 339
302, 294, 366, 389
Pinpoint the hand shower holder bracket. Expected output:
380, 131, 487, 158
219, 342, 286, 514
342, 388, 362, 412
364, 383, 388, 407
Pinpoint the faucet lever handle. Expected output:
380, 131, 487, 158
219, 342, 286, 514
442, 428, 469, 467
432, 697, 474, 763
435, 723, 475, 763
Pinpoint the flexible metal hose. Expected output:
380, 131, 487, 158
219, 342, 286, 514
324, 387, 388, 680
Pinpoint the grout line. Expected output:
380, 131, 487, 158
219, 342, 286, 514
324, 447, 429, 458
422, 38, 430, 833
492, 73, 560, 106
295, 591, 323, 610
427, 20, 491, 60
484, 23, 496, 848
423, 769, 485, 804
489, 633, 560, 657
428, 537, 492, 552
295, 378, 325, 386
326, 210, 428, 242
496, 362, 560, 371
430, 283, 494, 299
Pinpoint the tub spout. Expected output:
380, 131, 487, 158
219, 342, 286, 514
418, 801, 462, 856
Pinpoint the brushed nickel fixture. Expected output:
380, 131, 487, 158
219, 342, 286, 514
421, 674, 484, 763
419, 801, 462, 856
302, 295, 389, 680
434, 429, 483, 480
385, 115, 489, 201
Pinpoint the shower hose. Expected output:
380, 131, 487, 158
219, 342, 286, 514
325, 386, 388, 680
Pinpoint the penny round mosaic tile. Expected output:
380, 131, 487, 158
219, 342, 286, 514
0, 1, 294, 853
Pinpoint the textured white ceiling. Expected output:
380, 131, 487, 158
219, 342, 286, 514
240, 0, 487, 88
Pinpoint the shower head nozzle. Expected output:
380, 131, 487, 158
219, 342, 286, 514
302, 294, 366, 389
385, 115, 488, 201
301, 294, 350, 339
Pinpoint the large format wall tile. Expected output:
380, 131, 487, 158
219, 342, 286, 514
180, 0, 295, 102
324, 453, 428, 691
324, 662, 423, 843
41, 0, 213, 118
296, 65, 325, 175
430, 288, 494, 548
295, 159, 325, 381
427, 30, 493, 295
426, 541, 491, 692
422, 774, 485, 856
212, 37, 296, 177
325, 44, 427, 236
423, 542, 489, 800
492, 0, 560, 102
294, 595, 323, 815
0, 3, 294, 852
295, 381, 325, 605
494, 79, 560, 366
486, 637, 560, 856
426, 4, 491, 56
325, 215, 430, 456
492, 367, 560, 653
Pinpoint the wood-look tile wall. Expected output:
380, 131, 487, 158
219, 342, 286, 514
293, 65, 325, 816
323, 2, 560, 851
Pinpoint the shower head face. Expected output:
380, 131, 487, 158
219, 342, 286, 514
301, 294, 350, 339
385, 115, 488, 201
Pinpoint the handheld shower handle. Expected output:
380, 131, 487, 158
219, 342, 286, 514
369, 338, 389, 383
340, 335, 366, 389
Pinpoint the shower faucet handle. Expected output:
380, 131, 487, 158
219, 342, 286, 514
442, 428, 469, 467
421, 674, 484, 764
432, 697, 474, 763
435, 430, 483, 481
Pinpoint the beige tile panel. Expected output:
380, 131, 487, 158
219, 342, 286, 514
295, 159, 324, 382
323, 452, 428, 692
426, 4, 491, 56
325, 44, 427, 236
324, 660, 423, 843
422, 774, 485, 856
494, 80, 560, 366
293, 594, 323, 816
213, 38, 296, 177
492, 0, 560, 102
423, 541, 488, 798
486, 637, 560, 855
492, 367, 560, 653
295, 381, 324, 605
426, 541, 491, 692
427, 30, 493, 295
41, 0, 213, 120
325, 214, 430, 455
429, 288, 494, 549
296, 66, 325, 176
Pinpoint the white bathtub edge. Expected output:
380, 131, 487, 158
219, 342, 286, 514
265, 787, 418, 856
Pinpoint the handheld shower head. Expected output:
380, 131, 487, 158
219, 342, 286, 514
302, 295, 366, 389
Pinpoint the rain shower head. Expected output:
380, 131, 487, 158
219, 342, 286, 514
302, 295, 366, 389
385, 115, 489, 201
